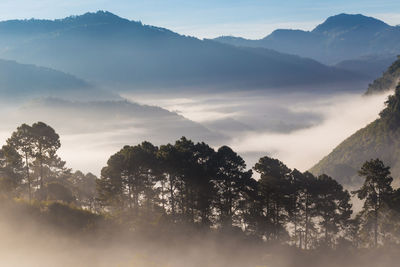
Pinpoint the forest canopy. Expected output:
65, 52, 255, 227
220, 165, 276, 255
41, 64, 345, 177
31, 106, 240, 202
1, 122, 400, 251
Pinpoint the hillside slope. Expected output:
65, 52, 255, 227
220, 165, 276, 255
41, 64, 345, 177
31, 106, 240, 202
365, 56, 400, 94
0, 11, 366, 92
0, 59, 114, 101
310, 85, 400, 186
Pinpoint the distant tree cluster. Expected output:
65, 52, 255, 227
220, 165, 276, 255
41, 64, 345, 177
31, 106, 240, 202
1, 122, 400, 249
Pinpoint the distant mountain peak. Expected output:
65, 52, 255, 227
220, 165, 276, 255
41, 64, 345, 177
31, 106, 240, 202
61, 10, 130, 24
264, 29, 313, 40
313, 13, 389, 34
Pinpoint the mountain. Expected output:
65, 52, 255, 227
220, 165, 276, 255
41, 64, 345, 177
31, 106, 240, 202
310, 56, 400, 186
365, 56, 400, 94
0, 59, 114, 101
0, 11, 367, 92
310, 55, 400, 186
0, 97, 225, 174
335, 55, 397, 81
312, 13, 389, 36
6, 98, 222, 141
214, 13, 400, 68
310, 82, 400, 186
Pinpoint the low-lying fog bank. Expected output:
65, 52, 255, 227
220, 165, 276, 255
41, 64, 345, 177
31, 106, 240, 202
1, 199, 400, 267
0, 89, 398, 267
123, 90, 391, 172
0, 89, 391, 175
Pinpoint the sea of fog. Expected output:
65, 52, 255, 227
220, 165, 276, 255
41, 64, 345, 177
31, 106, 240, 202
0, 89, 391, 176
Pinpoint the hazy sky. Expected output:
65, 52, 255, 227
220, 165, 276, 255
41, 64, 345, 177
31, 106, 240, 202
0, 0, 399, 38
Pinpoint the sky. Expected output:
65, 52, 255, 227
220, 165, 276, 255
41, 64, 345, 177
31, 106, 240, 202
0, 0, 399, 39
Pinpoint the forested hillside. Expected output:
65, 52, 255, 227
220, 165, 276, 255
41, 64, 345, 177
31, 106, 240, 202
365, 56, 400, 94
311, 83, 400, 186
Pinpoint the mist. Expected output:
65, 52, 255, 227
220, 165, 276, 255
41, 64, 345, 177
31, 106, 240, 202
1, 198, 400, 267
123, 89, 391, 172
0, 89, 388, 177
0, 88, 390, 177
2, 6, 400, 267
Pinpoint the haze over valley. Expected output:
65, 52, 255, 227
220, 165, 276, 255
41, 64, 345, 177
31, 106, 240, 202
0, 11, 396, 175
2, 4, 400, 267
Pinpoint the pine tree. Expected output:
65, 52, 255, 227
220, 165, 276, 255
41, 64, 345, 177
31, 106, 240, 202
353, 159, 393, 247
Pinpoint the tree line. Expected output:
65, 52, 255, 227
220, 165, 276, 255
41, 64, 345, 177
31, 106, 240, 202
1, 122, 400, 249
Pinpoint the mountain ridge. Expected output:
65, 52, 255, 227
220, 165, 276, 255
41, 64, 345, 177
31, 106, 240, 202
0, 58, 115, 101
365, 56, 400, 94
214, 13, 400, 72
312, 13, 389, 34
0, 11, 368, 92
310, 57, 400, 186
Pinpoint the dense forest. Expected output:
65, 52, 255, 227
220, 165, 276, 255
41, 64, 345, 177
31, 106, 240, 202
1, 119, 400, 256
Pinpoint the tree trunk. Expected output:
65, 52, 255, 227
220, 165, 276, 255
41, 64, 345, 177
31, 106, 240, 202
374, 206, 378, 247
39, 144, 44, 193
169, 175, 175, 217
161, 180, 165, 211
305, 194, 309, 250
25, 151, 31, 202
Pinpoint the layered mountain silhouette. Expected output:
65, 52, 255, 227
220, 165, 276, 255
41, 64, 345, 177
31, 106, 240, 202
3, 98, 224, 145
335, 55, 396, 81
365, 56, 400, 94
0, 11, 366, 92
215, 14, 400, 79
0, 59, 114, 101
311, 66, 400, 186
